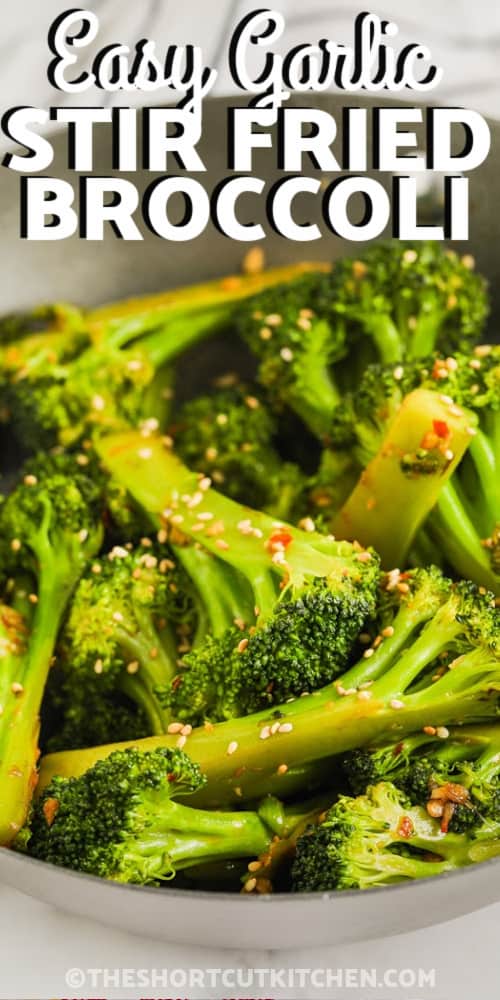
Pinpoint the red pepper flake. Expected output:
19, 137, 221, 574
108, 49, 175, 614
398, 815, 414, 839
266, 530, 293, 552
43, 797, 60, 827
432, 419, 450, 439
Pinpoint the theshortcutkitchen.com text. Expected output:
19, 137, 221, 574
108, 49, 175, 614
1, 8, 491, 242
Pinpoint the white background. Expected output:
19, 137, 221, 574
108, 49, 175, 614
0, 1, 499, 996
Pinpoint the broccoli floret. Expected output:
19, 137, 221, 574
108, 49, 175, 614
291, 781, 500, 892
343, 724, 500, 835
4, 264, 321, 452
236, 271, 345, 438
45, 687, 151, 753
172, 383, 305, 519
25, 747, 287, 883
55, 542, 197, 738
95, 431, 380, 724
40, 562, 500, 811
330, 243, 488, 364
0, 459, 103, 842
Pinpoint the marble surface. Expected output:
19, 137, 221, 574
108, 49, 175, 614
1, 1, 499, 996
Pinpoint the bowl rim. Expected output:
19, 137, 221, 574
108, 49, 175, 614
3, 843, 500, 903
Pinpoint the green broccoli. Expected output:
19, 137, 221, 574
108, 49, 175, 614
0, 459, 103, 842
291, 781, 500, 892
4, 265, 322, 452
343, 724, 500, 834
39, 564, 500, 810
236, 243, 488, 440
172, 383, 305, 519
94, 430, 380, 724
25, 747, 299, 884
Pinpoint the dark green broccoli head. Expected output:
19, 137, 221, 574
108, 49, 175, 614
291, 781, 469, 892
28, 748, 206, 880
0, 459, 103, 588
236, 272, 345, 438
45, 685, 151, 753
169, 559, 380, 723
172, 384, 305, 517
331, 243, 489, 362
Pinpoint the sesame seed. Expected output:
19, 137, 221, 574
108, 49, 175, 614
91, 563, 102, 575
279, 722, 293, 734
10, 539, 21, 552
356, 551, 372, 563
423, 726, 437, 736
242, 246, 264, 274
216, 539, 230, 551
237, 638, 249, 653
393, 366, 404, 381
11, 682, 24, 695
469, 358, 481, 370
181, 724, 192, 737
170, 514, 184, 525
110, 545, 129, 560
126, 661, 140, 675
265, 313, 282, 326
277, 763, 288, 775
245, 395, 260, 410
177, 734, 187, 749
390, 699, 404, 710
227, 741, 238, 756
259, 326, 272, 340
437, 726, 450, 739
94, 659, 104, 675
439, 394, 454, 405
197, 511, 214, 521
199, 477, 212, 491
382, 626, 395, 638
397, 582, 410, 594
297, 317, 311, 331
448, 405, 463, 417
357, 690, 372, 701
280, 347, 294, 362
23, 474, 37, 486
216, 413, 228, 426
76, 454, 89, 466
270, 721, 281, 735
234, 786, 243, 797
402, 249, 418, 264
248, 859, 261, 872
28, 594, 38, 605
168, 722, 184, 734
363, 648, 375, 659
244, 878, 257, 892
298, 516, 315, 533
112, 611, 124, 623
157, 529, 168, 544
444, 449, 454, 462
91, 394, 106, 411
461, 254, 475, 270
260, 726, 271, 740
188, 492, 203, 508
77, 528, 89, 544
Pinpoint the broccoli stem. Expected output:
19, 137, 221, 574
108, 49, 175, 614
332, 388, 477, 567
363, 315, 404, 363
427, 481, 498, 593
407, 310, 446, 358
87, 263, 329, 345
38, 676, 500, 808
467, 430, 499, 532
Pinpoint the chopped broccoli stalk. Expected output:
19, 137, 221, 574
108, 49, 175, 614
332, 388, 477, 567
0, 461, 103, 842
39, 546, 500, 810
343, 724, 500, 834
172, 384, 305, 519
291, 781, 500, 892
94, 431, 380, 722
25, 747, 300, 883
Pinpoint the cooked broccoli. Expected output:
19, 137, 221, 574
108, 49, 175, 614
94, 431, 380, 723
236, 243, 488, 441
291, 781, 500, 892
343, 724, 500, 834
4, 265, 321, 452
45, 686, 151, 753
319, 348, 499, 589
25, 747, 295, 883
0, 459, 103, 842
172, 383, 305, 519
52, 541, 197, 740
40, 564, 500, 809
330, 243, 488, 364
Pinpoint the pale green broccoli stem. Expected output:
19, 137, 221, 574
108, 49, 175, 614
407, 307, 447, 358
428, 481, 499, 593
467, 429, 499, 531
362, 315, 404, 363
175, 546, 254, 641
332, 388, 477, 568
